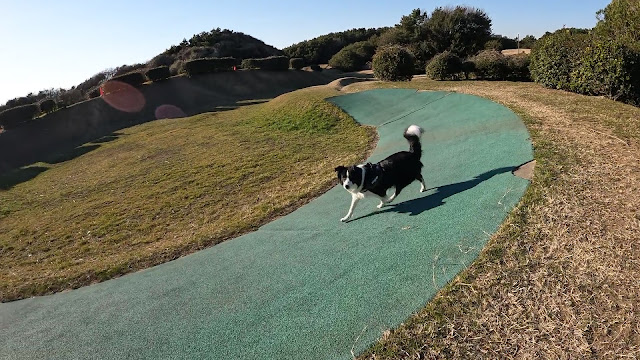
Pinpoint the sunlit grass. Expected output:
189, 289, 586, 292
0, 86, 375, 301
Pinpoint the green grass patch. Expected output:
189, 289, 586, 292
0, 86, 375, 301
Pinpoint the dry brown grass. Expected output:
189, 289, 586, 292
502, 48, 531, 56
345, 80, 640, 358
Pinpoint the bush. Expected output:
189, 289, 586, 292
169, 60, 185, 75
425, 51, 463, 80
506, 53, 531, 81
484, 39, 503, 51
148, 53, 175, 68
372, 45, 415, 81
290, 58, 304, 70
328, 41, 375, 71
569, 37, 640, 104
310, 64, 323, 71
240, 56, 290, 70
461, 60, 475, 79
529, 29, 590, 89
88, 87, 101, 99
39, 99, 57, 113
145, 66, 171, 82
470, 50, 507, 80
184, 57, 238, 76
109, 72, 147, 87
0, 104, 40, 129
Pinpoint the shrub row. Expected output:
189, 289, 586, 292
0, 104, 40, 129
289, 58, 304, 70
145, 66, 171, 82
240, 56, 290, 70
530, 29, 640, 104
110, 72, 147, 87
184, 57, 238, 76
424, 50, 531, 81
39, 99, 57, 114
529, 29, 590, 89
569, 38, 640, 103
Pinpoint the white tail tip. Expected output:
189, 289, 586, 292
405, 125, 424, 137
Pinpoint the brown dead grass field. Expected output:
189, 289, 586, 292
344, 80, 640, 359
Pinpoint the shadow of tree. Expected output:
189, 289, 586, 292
0, 166, 49, 190
90, 132, 124, 144
349, 166, 517, 222
45, 144, 101, 164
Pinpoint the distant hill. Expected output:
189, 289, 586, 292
148, 28, 283, 74
283, 28, 386, 65
0, 28, 283, 113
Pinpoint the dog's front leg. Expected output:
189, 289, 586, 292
341, 193, 360, 222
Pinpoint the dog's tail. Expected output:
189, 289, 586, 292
404, 124, 424, 156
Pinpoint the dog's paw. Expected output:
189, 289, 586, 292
340, 215, 351, 222
377, 202, 385, 209
420, 185, 426, 192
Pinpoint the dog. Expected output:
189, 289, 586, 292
334, 124, 426, 222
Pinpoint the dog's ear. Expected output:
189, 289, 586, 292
334, 166, 347, 184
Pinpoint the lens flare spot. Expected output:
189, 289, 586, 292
155, 104, 186, 119
101, 81, 145, 113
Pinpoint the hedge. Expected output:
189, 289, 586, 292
506, 53, 531, 81
0, 104, 40, 129
240, 56, 289, 70
470, 50, 507, 80
425, 51, 462, 80
569, 37, 640, 104
88, 87, 101, 99
39, 99, 57, 113
372, 45, 415, 81
109, 72, 147, 87
145, 66, 171, 82
309, 64, 323, 72
290, 58, 304, 70
184, 57, 238, 76
529, 29, 590, 89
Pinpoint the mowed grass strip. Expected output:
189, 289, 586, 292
345, 79, 640, 358
0, 86, 375, 302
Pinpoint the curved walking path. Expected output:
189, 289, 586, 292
0, 89, 532, 359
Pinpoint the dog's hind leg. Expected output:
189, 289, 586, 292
341, 193, 360, 222
387, 185, 406, 203
417, 174, 426, 192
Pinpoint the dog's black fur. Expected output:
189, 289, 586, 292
334, 125, 425, 221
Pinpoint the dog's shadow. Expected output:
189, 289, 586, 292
348, 167, 516, 222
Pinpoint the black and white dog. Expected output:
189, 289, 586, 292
334, 125, 426, 222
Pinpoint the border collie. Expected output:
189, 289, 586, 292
334, 125, 426, 222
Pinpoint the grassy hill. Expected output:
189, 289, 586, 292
0, 86, 375, 301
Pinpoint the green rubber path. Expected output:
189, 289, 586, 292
0, 89, 533, 359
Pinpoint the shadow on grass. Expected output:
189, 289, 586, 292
0, 166, 49, 190
90, 132, 124, 144
45, 144, 101, 164
349, 166, 517, 222
0, 134, 120, 189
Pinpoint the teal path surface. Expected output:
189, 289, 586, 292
0, 89, 532, 359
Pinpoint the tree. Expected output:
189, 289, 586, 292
594, 0, 640, 48
519, 35, 537, 48
426, 6, 492, 57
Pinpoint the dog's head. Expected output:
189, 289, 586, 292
334, 165, 363, 193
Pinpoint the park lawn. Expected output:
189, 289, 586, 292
0, 86, 376, 302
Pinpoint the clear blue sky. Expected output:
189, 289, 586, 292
0, 0, 610, 105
